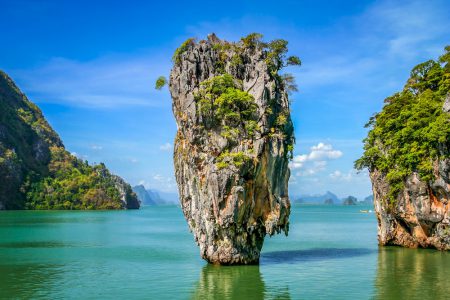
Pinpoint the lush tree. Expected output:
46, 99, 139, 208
355, 47, 450, 204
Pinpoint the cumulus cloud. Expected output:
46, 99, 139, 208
159, 143, 172, 151
91, 145, 103, 150
290, 142, 343, 171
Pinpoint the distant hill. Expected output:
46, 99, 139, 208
132, 185, 179, 205
360, 195, 374, 204
132, 185, 157, 205
324, 198, 334, 205
293, 191, 340, 204
342, 196, 358, 205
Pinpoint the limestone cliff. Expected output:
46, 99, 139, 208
170, 34, 297, 264
0, 71, 139, 210
356, 48, 450, 250
371, 96, 450, 250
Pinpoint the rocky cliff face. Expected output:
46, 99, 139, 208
372, 96, 450, 250
357, 48, 450, 250
170, 34, 295, 264
0, 71, 139, 210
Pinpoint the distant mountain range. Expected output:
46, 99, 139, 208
132, 185, 179, 205
133, 186, 373, 206
293, 191, 340, 204
292, 191, 373, 205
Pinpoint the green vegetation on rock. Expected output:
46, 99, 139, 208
355, 46, 450, 204
194, 34, 299, 167
155, 76, 167, 90
0, 71, 139, 210
216, 150, 252, 170
172, 38, 195, 64
195, 74, 258, 137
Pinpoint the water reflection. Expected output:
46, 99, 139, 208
261, 248, 373, 264
0, 241, 74, 248
0, 263, 62, 299
375, 247, 450, 299
191, 264, 290, 300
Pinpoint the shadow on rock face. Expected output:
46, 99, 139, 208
261, 248, 374, 265
190, 264, 291, 300
375, 247, 450, 299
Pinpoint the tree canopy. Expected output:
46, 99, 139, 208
355, 46, 450, 204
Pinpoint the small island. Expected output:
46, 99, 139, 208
356, 47, 450, 250
169, 33, 299, 264
342, 196, 357, 206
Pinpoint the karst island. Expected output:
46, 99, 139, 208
162, 33, 300, 264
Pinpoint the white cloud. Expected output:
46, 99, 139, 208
329, 169, 369, 182
12, 51, 172, 108
290, 142, 342, 171
91, 145, 103, 151
362, 0, 449, 58
153, 174, 165, 181
159, 143, 172, 151
138, 173, 177, 192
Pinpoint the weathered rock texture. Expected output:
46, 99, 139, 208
372, 95, 450, 250
170, 34, 294, 264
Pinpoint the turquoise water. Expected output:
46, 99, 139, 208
1, 205, 450, 299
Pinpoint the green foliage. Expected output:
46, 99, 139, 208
195, 74, 258, 136
406, 60, 443, 94
215, 89, 257, 124
0, 71, 133, 210
276, 113, 287, 126
266, 39, 288, 72
230, 54, 243, 67
244, 120, 259, 137
181, 35, 299, 167
240, 33, 264, 48
439, 45, 450, 70
286, 56, 302, 66
287, 144, 294, 159
355, 48, 450, 203
221, 126, 240, 140
24, 147, 124, 210
172, 38, 195, 64
216, 150, 252, 169
155, 76, 167, 90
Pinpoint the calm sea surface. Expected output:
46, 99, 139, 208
1, 205, 450, 299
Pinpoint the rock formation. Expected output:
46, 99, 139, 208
371, 95, 450, 250
0, 70, 139, 210
357, 49, 450, 250
170, 34, 296, 264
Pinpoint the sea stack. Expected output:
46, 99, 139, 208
170, 34, 297, 264
356, 48, 450, 250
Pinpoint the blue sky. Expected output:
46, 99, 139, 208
1, 0, 449, 199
